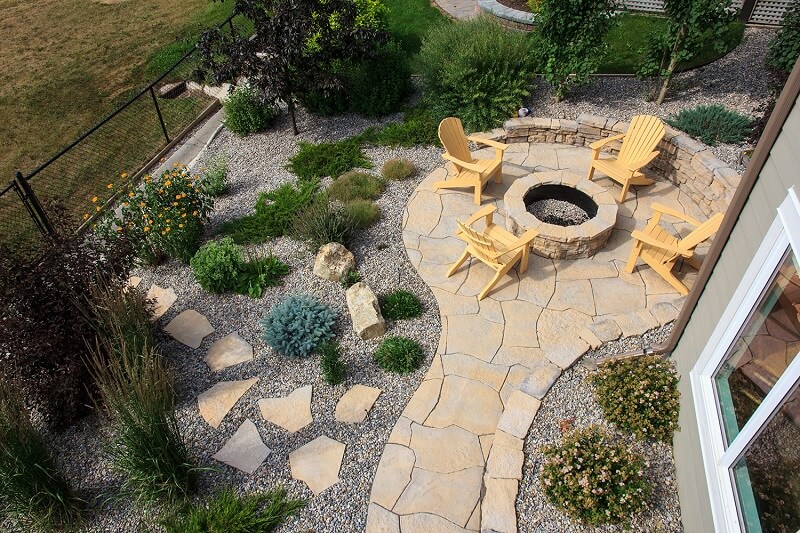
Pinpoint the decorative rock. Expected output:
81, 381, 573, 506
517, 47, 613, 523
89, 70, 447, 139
211, 419, 270, 474
146, 284, 176, 320
345, 282, 386, 340
258, 385, 313, 433
198, 378, 258, 428
289, 435, 346, 495
127, 276, 142, 289
204, 332, 253, 371
165, 310, 214, 349
335, 384, 382, 423
313, 242, 355, 282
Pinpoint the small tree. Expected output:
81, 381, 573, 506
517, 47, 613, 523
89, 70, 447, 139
533, 0, 615, 102
767, 0, 800, 75
638, 0, 736, 104
195, 0, 387, 134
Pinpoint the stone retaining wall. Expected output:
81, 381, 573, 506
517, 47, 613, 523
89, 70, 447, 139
497, 114, 742, 217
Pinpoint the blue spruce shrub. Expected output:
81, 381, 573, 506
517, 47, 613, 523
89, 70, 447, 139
261, 295, 336, 358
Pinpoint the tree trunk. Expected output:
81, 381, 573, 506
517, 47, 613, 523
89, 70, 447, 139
288, 98, 299, 135
656, 25, 686, 105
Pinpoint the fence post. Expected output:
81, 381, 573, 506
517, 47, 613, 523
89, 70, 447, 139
150, 87, 171, 144
14, 171, 54, 236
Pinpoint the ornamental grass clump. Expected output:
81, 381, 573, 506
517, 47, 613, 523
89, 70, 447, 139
590, 355, 680, 443
540, 426, 651, 525
344, 199, 381, 229
261, 295, 336, 358
292, 194, 358, 251
200, 155, 228, 197
317, 341, 347, 386
667, 104, 752, 146
327, 171, 385, 203
380, 290, 423, 320
382, 158, 417, 181
374, 336, 424, 374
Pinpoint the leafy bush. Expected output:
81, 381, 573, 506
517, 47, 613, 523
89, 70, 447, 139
191, 237, 246, 294
374, 336, 424, 373
347, 41, 412, 117
540, 426, 651, 525
201, 155, 228, 197
161, 486, 304, 533
95, 164, 213, 264
340, 269, 361, 288
317, 341, 347, 385
590, 355, 680, 443
667, 104, 751, 146
344, 199, 381, 229
223, 85, 276, 136
767, 0, 800, 74
297, 85, 349, 116
235, 254, 291, 298
0, 381, 83, 530
292, 194, 357, 251
418, 18, 535, 132
357, 107, 440, 147
261, 295, 337, 358
382, 158, 417, 181
328, 171, 385, 203
381, 290, 423, 320
287, 140, 373, 180
222, 180, 318, 244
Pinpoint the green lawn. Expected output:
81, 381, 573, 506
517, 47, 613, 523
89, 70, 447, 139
384, 0, 449, 63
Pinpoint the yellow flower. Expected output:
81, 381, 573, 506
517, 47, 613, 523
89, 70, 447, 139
128, 192, 135, 198
165, 219, 171, 223
165, 227, 171, 232
139, 202, 146, 208
182, 213, 187, 218
173, 162, 179, 167
161, 230, 166, 235
181, 192, 187, 198
123, 202, 129, 207
144, 175, 151, 182
96, 206, 101, 212
164, 180, 172, 187
192, 210, 198, 216
83, 213, 89, 220
158, 214, 163, 218
144, 226, 150, 232
116, 227, 123, 232
121, 172, 128, 179
175, 194, 181, 200
172, 202, 178, 206
91, 196, 98, 203
179, 223, 184, 228
107, 183, 113, 189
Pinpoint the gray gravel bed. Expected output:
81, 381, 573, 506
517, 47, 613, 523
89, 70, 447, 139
527, 28, 776, 172
517, 324, 682, 532
49, 107, 444, 532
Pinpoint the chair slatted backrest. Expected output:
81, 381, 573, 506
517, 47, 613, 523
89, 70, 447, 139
456, 220, 500, 267
678, 212, 724, 252
617, 115, 665, 166
439, 117, 473, 164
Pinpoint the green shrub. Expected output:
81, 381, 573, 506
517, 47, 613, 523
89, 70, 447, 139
261, 295, 337, 358
287, 140, 373, 180
767, 0, 800, 74
590, 355, 680, 443
382, 158, 417, 181
374, 336, 424, 373
340, 269, 361, 289
0, 381, 83, 530
344, 199, 381, 229
381, 289, 422, 320
540, 426, 651, 525
191, 238, 246, 294
667, 104, 752, 146
347, 41, 412, 117
236, 254, 291, 299
161, 486, 305, 533
355, 107, 440, 148
418, 18, 535, 132
297, 85, 349, 116
222, 180, 319, 244
317, 341, 347, 385
292, 195, 357, 251
223, 85, 276, 136
201, 155, 228, 197
328, 171, 385, 203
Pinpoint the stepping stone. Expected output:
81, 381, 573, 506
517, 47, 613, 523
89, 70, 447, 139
426, 375, 503, 435
165, 310, 214, 349
205, 332, 253, 371
335, 385, 382, 423
496, 390, 541, 439
146, 284, 176, 320
198, 378, 258, 429
289, 435, 346, 495
258, 385, 313, 433
127, 276, 142, 289
212, 419, 270, 474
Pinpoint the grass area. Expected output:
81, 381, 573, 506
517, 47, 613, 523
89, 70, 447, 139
384, 0, 448, 63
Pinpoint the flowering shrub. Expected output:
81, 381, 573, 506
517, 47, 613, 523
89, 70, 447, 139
590, 355, 680, 443
94, 164, 212, 264
540, 426, 651, 525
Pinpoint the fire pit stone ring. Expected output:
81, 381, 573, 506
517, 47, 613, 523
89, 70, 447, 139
504, 170, 617, 259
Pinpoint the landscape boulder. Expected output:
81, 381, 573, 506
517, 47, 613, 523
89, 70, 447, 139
313, 242, 355, 282
345, 282, 386, 340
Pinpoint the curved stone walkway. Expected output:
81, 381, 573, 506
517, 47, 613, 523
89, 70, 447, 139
366, 142, 707, 532
434, 0, 480, 19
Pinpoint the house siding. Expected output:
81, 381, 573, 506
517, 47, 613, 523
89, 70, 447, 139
672, 101, 800, 531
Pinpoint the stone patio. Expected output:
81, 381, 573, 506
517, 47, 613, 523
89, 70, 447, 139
366, 142, 708, 532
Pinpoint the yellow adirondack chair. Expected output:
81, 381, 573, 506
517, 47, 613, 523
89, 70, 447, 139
446, 205, 539, 300
436, 117, 509, 205
586, 115, 665, 203
625, 202, 724, 295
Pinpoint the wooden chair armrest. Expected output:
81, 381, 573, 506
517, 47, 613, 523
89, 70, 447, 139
650, 202, 702, 226
513, 228, 539, 248
631, 229, 690, 256
443, 152, 484, 172
462, 204, 498, 227
588, 133, 626, 150
627, 151, 660, 172
467, 136, 509, 151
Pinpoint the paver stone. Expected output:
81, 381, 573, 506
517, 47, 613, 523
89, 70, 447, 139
409, 424, 484, 473
399, 513, 471, 533
146, 284, 177, 320
258, 385, 313, 433
441, 353, 508, 391
446, 314, 503, 362
198, 377, 258, 428
335, 384, 382, 423
588, 319, 622, 342
365, 504, 400, 533
393, 466, 483, 527
402, 379, 442, 424
485, 445, 524, 480
165, 310, 214, 349
549, 279, 596, 316
481, 478, 519, 533
211, 419, 270, 474
592, 277, 646, 316
370, 443, 415, 509
496, 390, 541, 439
289, 435, 346, 495
205, 332, 253, 371
426, 375, 503, 435
500, 300, 542, 347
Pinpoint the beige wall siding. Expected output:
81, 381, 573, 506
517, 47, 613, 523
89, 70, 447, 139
672, 100, 800, 531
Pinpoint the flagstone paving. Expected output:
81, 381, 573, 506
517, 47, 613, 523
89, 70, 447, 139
289, 435, 347, 495
367, 142, 708, 532
146, 283, 177, 320
165, 309, 214, 348
205, 331, 254, 371
335, 384, 382, 423
198, 377, 258, 429
212, 418, 270, 474
258, 385, 314, 433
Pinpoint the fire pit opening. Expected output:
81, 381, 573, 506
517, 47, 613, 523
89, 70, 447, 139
524, 184, 598, 227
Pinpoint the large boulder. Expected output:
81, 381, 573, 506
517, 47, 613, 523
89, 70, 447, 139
313, 242, 355, 282
346, 282, 386, 340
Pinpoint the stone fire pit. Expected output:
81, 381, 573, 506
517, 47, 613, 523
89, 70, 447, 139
505, 170, 617, 259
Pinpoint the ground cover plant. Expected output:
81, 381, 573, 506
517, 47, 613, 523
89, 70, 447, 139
340, 269, 361, 288
223, 85, 277, 136
540, 426, 651, 525
201, 154, 229, 197
374, 336, 424, 374
262, 295, 336, 358
287, 140, 373, 180
317, 341, 348, 386
381, 290, 423, 320
667, 104, 752, 146
590, 355, 680, 443
382, 158, 417, 181
161, 486, 304, 533
328, 172, 385, 203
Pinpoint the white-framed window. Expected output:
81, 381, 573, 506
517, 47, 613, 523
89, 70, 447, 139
691, 187, 800, 533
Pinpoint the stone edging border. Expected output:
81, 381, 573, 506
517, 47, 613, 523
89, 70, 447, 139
477, 0, 535, 29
